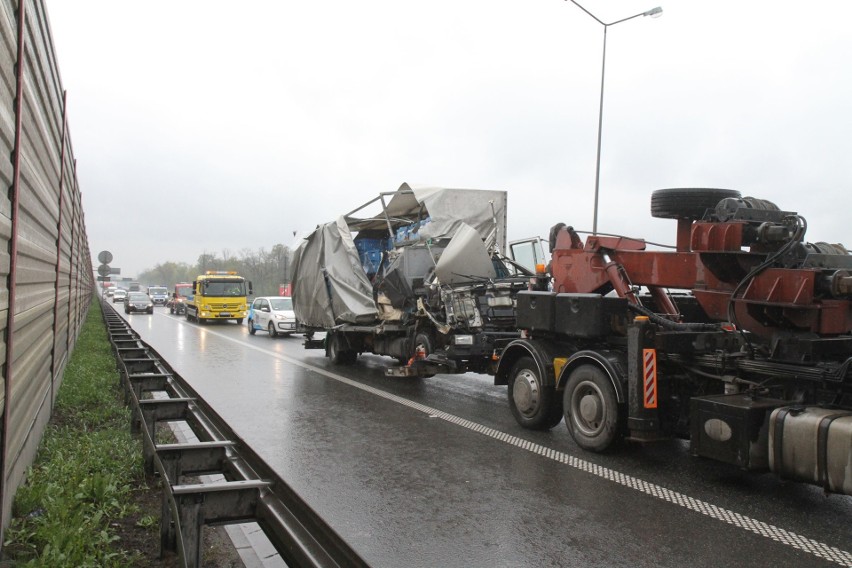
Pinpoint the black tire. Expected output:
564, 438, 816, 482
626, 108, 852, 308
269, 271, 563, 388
413, 332, 433, 357
236, 318, 243, 325
650, 188, 741, 220
507, 356, 562, 430
248, 319, 256, 335
328, 333, 356, 365
268, 322, 277, 338
147, 308, 153, 314
563, 365, 620, 452
305, 331, 315, 339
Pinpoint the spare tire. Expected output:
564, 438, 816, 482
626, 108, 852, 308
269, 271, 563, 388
651, 188, 741, 220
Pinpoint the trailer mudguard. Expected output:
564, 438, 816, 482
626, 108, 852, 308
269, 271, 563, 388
495, 339, 557, 387
555, 350, 628, 404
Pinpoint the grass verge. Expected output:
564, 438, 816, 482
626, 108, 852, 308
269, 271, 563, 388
3, 300, 149, 567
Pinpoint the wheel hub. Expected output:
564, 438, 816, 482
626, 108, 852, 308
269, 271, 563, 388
579, 393, 602, 425
513, 370, 540, 416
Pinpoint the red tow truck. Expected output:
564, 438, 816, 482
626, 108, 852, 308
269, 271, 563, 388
498, 188, 852, 495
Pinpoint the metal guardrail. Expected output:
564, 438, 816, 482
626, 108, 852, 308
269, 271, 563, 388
100, 300, 369, 568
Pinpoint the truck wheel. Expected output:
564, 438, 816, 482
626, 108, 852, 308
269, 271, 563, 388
650, 188, 741, 220
268, 322, 278, 338
563, 365, 620, 452
248, 319, 256, 335
508, 356, 562, 430
414, 332, 432, 356
328, 334, 356, 365
236, 318, 243, 325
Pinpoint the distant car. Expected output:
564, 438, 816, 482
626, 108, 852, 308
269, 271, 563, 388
112, 289, 127, 303
124, 292, 154, 314
248, 296, 296, 337
147, 286, 169, 306
105, 288, 115, 297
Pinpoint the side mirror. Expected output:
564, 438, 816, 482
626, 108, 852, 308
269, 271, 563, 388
248, 281, 254, 295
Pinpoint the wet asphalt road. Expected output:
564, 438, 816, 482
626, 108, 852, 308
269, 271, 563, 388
115, 304, 852, 568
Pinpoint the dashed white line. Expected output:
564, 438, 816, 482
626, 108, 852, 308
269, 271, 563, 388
183, 325, 852, 567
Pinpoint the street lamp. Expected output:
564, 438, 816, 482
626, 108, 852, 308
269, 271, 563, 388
567, 1, 662, 235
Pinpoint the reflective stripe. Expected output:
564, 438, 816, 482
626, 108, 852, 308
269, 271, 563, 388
643, 348, 657, 409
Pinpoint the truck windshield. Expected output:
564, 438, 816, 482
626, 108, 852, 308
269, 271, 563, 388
176, 287, 192, 298
204, 280, 246, 297
148, 287, 167, 295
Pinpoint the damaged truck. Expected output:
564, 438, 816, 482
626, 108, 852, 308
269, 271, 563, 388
290, 183, 533, 376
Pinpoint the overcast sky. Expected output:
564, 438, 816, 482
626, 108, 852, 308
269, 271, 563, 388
45, 0, 852, 278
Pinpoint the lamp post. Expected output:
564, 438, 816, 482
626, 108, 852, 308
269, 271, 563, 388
567, 1, 662, 235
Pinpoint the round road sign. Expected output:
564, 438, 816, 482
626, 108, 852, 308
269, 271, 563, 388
98, 250, 113, 264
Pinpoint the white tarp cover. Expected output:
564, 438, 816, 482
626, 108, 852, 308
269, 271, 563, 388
347, 183, 508, 252
291, 217, 378, 327
434, 223, 497, 285
293, 184, 508, 327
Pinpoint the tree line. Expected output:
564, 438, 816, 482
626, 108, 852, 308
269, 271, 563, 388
135, 244, 294, 296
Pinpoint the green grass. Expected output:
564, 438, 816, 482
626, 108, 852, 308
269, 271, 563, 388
3, 300, 146, 567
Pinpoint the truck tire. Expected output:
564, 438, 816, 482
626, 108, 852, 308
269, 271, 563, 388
508, 356, 563, 430
414, 332, 433, 356
328, 334, 356, 365
563, 365, 620, 452
236, 318, 243, 325
650, 188, 741, 220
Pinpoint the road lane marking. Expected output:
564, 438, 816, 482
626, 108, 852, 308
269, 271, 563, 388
187, 325, 852, 567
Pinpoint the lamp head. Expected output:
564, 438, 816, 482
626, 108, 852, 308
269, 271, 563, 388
643, 6, 663, 18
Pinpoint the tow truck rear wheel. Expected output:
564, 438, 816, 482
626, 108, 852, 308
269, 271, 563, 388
508, 356, 562, 430
563, 365, 620, 452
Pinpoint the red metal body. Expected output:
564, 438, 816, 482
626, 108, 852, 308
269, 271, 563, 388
550, 221, 852, 338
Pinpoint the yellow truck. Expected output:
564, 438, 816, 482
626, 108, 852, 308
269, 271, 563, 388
184, 271, 252, 324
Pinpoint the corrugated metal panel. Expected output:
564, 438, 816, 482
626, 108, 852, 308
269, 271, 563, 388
0, 0, 94, 540
4, 0, 64, 513
0, 1, 17, 425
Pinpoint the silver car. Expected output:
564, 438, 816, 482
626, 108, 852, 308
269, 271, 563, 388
248, 296, 296, 337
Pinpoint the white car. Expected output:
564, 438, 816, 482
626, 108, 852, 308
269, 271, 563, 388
112, 289, 127, 303
248, 296, 296, 337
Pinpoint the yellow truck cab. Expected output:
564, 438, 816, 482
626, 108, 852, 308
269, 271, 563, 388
184, 271, 252, 324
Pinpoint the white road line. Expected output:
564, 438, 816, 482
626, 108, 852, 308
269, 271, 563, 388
188, 325, 852, 567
